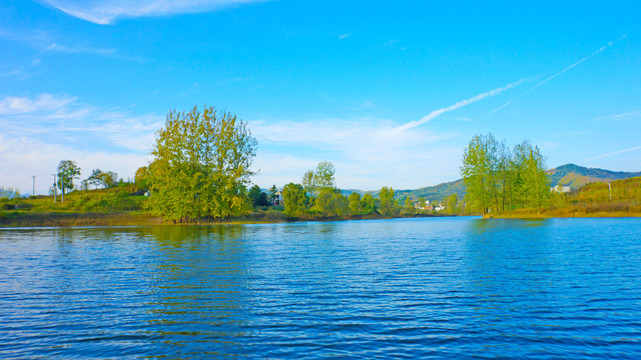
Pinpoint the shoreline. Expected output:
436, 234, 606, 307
0, 211, 453, 228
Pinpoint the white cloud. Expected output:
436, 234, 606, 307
0, 94, 163, 193
39, 0, 270, 25
0, 134, 150, 195
248, 116, 463, 190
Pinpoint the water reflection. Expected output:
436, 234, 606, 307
139, 226, 251, 358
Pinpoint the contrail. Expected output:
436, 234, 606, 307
395, 78, 525, 131
585, 144, 641, 161
486, 34, 627, 117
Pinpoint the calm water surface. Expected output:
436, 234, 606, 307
1, 217, 641, 359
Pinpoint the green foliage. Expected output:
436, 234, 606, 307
378, 187, 398, 216
361, 193, 377, 214
313, 188, 348, 217
302, 161, 336, 198
57, 160, 81, 194
269, 185, 278, 203
86, 169, 118, 189
148, 106, 257, 222
348, 192, 362, 213
135, 166, 151, 191
404, 197, 415, 215
249, 185, 270, 207
0, 186, 20, 199
446, 194, 459, 214
282, 183, 307, 216
461, 134, 549, 214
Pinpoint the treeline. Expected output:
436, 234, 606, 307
461, 133, 549, 214
280, 161, 413, 218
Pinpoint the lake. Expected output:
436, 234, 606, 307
1, 217, 641, 359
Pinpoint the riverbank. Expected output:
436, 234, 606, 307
486, 204, 641, 219
0, 210, 452, 227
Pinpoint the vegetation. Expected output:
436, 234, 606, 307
461, 133, 549, 214
147, 106, 257, 222
57, 160, 81, 195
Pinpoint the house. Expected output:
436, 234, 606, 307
550, 185, 571, 193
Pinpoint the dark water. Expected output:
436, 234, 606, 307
1, 218, 641, 359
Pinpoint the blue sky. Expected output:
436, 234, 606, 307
1, 0, 640, 194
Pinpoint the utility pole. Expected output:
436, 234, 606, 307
52, 174, 57, 203
32, 175, 36, 197
608, 182, 612, 201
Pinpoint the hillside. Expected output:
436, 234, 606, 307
547, 164, 641, 188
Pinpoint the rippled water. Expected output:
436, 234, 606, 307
1, 217, 641, 359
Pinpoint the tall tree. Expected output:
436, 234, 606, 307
57, 160, 81, 195
148, 106, 257, 222
378, 187, 398, 216
282, 183, 307, 216
348, 192, 362, 213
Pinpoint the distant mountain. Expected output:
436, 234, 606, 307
393, 179, 466, 203
547, 164, 641, 188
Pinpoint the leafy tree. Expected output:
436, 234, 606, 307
361, 193, 377, 214
57, 160, 81, 195
269, 185, 278, 204
404, 197, 415, 215
446, 194, 459, 214
302, 170, 316, 198
314, 161, 335, 190
135, 166, 151, 191
417, 196, 426, 210
148, 106, 257, 222
249, 185, 270, 207
282, 183, 307, 216
378, 186, 398, 216
314, 188, 348, 217
348, 192, 362, 213
86, 169, 118, 189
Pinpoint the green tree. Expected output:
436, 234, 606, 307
135, 166, 151, 191
361, 193, 377, 214
57, 160, 81, 195
378, 187, 398, 216
249, 185, 270, 207
302, 170, 316, 198
417, 196, 426, 211
314, 188, 348, 217
148, 106, 257, 222
446, 193, 459, 214
513, 141, 549, 212
348, 192, 362, 213
314, 161, 335, 190
282, 183, 307, 216
404, 196, 415, 215
269, 185, 278, 204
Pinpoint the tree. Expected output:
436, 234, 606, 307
57, 160, 81, 195
314, 188, 348, 217
513, 141, 549, 212
348, 192, 362, 213
314, 161, 335, 190
249, 185, 270, 207
302, 170, 316, 198
282, 183, 307, 216
148, 106, 257, 222
417, 197, 426, 211
87, 169, 118, 189
378, 187, 398, 216
135, 166, 151, 191
269, 185, 278, 204
361, 193, 377, 214
404, 197, 415, 215
446, 194, 459, 214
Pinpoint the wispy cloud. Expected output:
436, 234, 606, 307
585, 145, 641, 161
0, 94, 163, 152
0, 93, 164, 193
395, 79, 525, 131
338, 33, 351, 40
487, 34, 627, 116
39, 0, 270, 25
248, 116, 462, 189
594, 110, 641, 122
